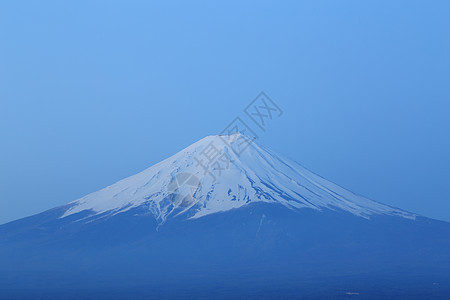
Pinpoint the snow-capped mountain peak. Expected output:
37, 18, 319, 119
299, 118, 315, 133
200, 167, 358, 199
61, 134, 415, 224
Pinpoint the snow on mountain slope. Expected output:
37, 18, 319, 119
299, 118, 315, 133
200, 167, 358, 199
61, 133, 416, 224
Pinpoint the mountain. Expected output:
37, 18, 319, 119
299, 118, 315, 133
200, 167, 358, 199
1, 134, 449, 299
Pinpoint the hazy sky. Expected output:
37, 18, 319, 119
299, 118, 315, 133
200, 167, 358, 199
1, 1, 449, 224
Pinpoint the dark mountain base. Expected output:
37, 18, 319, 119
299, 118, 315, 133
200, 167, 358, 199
1, 203, 450, 299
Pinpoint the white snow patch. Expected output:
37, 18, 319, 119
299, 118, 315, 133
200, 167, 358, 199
60, 133, 417, 223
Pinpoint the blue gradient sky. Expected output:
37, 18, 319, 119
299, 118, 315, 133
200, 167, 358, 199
1, 1, 449, 224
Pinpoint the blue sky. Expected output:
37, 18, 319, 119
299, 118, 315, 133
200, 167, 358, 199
1, 1, 449, 224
